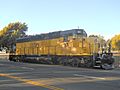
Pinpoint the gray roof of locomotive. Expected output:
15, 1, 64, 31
16, 29, 87, 43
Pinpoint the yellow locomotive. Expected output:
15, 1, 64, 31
9, 29, 114, 69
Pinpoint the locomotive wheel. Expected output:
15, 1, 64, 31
71, 58, 79, 67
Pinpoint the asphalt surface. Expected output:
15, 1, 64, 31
0, 60, 120, 90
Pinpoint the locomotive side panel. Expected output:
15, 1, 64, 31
16, 36, 94, 56
9, 29, 114, 69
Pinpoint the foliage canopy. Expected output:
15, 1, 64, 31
111, 34, 120, 51
0, 22, 28, 52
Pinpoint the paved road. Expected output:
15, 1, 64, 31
0, 60, 120, 90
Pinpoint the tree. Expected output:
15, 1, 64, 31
88, 34, 106, 53
0, 22, 28, 52
111, 34, 120, 51
115, 40, 120, 51
89, 35, 106, 47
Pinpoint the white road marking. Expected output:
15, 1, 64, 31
100, 70, 120, 74
73, 74, 106, 80
21, 67, 34, 70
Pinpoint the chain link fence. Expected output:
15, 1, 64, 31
113, 52, 120, 68
114, 56, 120, 68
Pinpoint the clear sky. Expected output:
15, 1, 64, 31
0, 0, 120, 40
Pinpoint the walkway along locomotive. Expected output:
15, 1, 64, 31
9, 29, 114, 69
